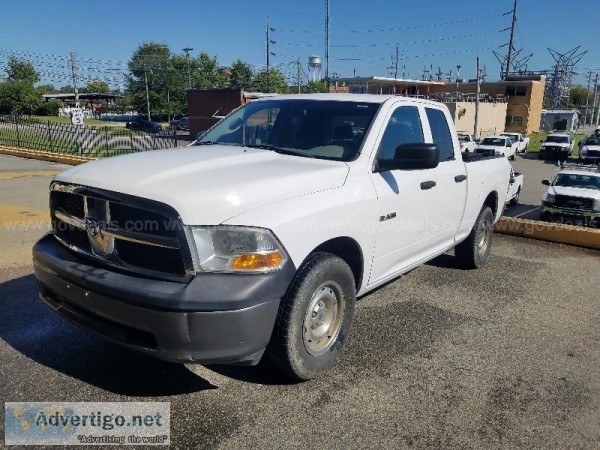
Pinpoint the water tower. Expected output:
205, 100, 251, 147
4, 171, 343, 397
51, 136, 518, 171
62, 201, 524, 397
308, 55, 322, 82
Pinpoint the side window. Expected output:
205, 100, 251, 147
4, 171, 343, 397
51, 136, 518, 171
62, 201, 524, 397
425, 108, 454, 161
376, 106, 424, 164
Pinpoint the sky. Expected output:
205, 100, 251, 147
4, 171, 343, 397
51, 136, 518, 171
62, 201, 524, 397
0, 0, 599, 88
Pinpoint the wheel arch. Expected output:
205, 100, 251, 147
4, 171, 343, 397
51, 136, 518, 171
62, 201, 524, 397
483, 190, 499, 219
307, 236, 365, 291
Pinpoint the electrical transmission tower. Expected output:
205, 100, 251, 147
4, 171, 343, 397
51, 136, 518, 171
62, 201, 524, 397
494, 48, 533, 79
545, 46, 587, 109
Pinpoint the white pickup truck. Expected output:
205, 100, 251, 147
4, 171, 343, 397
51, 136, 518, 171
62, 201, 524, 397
33, 94, 511, 380
475, 136, 518, 160
457, 133, 477, 152
501, 132, 529, 153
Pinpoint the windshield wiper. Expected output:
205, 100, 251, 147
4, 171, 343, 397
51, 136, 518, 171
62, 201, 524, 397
247, 144, 315, 158
194, 140, 216, 146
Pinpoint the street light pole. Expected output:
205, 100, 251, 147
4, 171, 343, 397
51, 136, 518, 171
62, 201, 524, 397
183, 47, 193, 90
456, 64, 461, 100
144, 59, 151, 121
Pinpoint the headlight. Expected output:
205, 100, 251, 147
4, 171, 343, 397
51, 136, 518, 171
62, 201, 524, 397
186, 226, 288, 273
543, 193, 555, 204
594, 199, 600, 212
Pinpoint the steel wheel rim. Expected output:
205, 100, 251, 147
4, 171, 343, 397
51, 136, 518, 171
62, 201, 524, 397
477, 219, 491, 255
303, 281, 345, 356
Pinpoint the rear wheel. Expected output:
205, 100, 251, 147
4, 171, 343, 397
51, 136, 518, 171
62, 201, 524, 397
266, 252, 356, 381
455, 206, 494, 269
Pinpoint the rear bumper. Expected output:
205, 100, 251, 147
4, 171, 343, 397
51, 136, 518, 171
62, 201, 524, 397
33, 235, 296, 365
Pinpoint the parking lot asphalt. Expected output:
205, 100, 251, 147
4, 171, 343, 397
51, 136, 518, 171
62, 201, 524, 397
1, 155, 599, 448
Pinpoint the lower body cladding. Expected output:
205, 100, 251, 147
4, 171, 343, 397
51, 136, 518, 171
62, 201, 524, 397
32, 234, 296, 365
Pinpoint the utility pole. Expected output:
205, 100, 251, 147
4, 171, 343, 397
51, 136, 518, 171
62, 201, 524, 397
325, 0, 330, 89
69, 52, 79, 106
593, 74, 599, 126
265, 14, 276, 92
266, 13, 270, 92
456, 65, 462, 99
296, 58, 301, 93
584, 70, 592, 126
394, 45, 399, 78
183, 47, 193, 90
474, 57, 481, 139
143, 58, 151, 121
505, 0, 518, 80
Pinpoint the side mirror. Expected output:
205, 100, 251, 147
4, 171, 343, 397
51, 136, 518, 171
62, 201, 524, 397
509, 176, 516, 184
542, 180, 550, 186
393, 143, 439, 170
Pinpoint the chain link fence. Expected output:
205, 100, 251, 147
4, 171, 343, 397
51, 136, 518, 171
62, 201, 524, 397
0, 116, 181, 158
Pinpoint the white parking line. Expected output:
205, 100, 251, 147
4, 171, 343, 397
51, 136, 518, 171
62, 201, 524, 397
514, 207, 540, 218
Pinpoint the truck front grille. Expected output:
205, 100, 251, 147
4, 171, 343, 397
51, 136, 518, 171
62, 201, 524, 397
50, 183, 192, 279
554, 195, 594, 211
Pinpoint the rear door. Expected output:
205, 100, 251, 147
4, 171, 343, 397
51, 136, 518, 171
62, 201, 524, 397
424, 106, 467, 248
368, 104, 439, 284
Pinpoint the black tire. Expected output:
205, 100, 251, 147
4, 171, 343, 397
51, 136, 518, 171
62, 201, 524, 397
455, 206, 494, 269
509, 187, 520, 206
510, 153, 516, 161
266, 252, 356, 381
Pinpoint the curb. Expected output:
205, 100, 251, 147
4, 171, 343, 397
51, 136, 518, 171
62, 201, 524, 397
0, 146, 95, 166
495, 216, 600, 250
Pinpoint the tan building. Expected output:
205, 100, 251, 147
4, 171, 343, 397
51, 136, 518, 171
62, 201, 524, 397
338, 74, 546, 136
446, 101, 508, 139
427, 75, 546, 135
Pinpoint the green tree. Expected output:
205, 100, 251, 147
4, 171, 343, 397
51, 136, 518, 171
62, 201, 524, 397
84, 80, 111, 94
5, 56, 40, 84
127, 42, 173, 118
253, 68, 288, 93
0, 80, 40, 114
192, 52, 224, 89
568, 85, 592, 108
36, 84, 57, 94
302, 80, 328, 93
229, 60, 254, 90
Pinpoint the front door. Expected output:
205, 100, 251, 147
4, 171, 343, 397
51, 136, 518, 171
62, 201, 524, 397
368, 104, 439, 284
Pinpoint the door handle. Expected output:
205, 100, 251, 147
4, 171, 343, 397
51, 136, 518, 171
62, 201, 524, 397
454, 174, 467, 183
420, 180, 436, 190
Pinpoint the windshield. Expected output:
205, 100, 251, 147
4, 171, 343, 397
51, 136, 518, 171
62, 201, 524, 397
481, 138, 505, 146
553, 174, 600, 190
584, 137, 600, 146
545, 135, 569, 143
196, 99, 380, 161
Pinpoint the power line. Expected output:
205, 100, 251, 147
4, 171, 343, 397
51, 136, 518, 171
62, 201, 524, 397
276, 11, 510, 34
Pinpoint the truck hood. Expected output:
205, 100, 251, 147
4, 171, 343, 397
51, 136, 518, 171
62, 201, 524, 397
54, 145, 350, 224
542, 143, 570, 148
582, 144, 600, 151
548, 186, 600, 200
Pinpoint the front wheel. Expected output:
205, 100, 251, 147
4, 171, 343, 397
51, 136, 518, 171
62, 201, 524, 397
266, 252, 356, 381
455, 206, 494, 269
